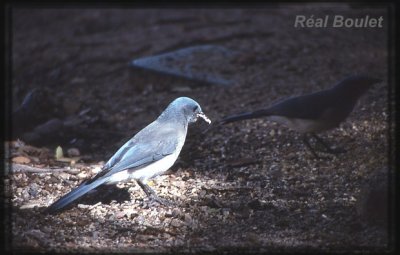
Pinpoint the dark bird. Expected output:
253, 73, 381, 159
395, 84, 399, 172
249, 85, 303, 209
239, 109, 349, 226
220, 75, 381, 158
46, 97, 211, 213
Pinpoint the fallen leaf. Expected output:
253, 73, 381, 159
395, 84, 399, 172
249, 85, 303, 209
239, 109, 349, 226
55, 146, 63, 160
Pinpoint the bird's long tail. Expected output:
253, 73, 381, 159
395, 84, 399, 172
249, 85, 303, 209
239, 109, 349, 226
45, 177, 108, 214
220, 109, 271, 125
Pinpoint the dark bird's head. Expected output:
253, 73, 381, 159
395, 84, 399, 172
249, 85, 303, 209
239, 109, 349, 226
161, 97, 211, 124
333, 75, 382, 97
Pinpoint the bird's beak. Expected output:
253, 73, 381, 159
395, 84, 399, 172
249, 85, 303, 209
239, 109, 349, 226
197, 112, 211, 124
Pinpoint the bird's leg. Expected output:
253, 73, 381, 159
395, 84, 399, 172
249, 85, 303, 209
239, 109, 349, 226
312, 134, 346, 154
302, 134, 320, 159
136, 180, 174, 206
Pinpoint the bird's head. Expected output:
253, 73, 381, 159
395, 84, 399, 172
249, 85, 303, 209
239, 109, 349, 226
165, 97, 211, 124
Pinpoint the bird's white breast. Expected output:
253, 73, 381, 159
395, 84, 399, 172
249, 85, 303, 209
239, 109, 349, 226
105, 151, 181, 185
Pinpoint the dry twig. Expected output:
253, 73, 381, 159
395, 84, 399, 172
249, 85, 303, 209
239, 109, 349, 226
8, 163, 79, 174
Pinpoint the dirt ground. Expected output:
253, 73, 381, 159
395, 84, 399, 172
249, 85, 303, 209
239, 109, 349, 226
7, 4, 393, 254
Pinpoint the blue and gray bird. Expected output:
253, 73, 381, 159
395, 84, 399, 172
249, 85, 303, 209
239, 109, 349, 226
46, 97, 211, 213
220, 75, 381, 158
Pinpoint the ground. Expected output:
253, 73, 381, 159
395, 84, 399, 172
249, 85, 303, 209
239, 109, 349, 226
7, 4, 392, 254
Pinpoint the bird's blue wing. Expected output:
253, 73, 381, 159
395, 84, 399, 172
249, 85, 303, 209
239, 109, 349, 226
88, 124, 180, 183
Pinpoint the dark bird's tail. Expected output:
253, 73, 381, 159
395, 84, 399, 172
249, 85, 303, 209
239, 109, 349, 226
220, 109, 271, 125
45, 178, 108, 214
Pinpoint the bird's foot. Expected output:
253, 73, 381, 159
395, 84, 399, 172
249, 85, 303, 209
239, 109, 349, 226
149, 195, 175, 207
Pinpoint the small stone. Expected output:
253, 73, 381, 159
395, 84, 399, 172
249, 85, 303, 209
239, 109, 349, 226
20, 203, 41, 209
48, 176, 59, 183
184, 213, 192, 224
28, 183, 39, 197
199, 190, 207, 197
124, 209, 138, 218
91, 231, 99, 239
57, 172, 70, 180
170, 218, 183, 227
77, 204, 90, 209
91, 166, 102, 174
115, 210, 126, 219
67, 148, 80, 157
171, 208, 181, 218
77, 172, 88, 180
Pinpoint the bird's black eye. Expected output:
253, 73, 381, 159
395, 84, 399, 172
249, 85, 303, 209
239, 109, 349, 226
193, 105, 199, 112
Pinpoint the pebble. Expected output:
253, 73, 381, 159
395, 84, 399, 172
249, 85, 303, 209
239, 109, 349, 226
20, 203, 41, 209
46, 175, 59, 183
77, 172, 88, 180
184, 213, 192, 225
115, 211, 126, 219
171, 208, 181, 218
67, 148, 80, 157
28, 183, 39, 197
170, 218, 183, 227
